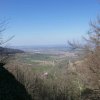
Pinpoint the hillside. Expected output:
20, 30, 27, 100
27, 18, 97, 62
0, 47, 24, 54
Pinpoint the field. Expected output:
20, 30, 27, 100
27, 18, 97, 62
11, 50, 77, 76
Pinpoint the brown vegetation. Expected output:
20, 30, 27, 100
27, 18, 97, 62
68, 18, 100, 99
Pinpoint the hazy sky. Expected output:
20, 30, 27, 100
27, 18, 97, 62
0, 0, 100, 46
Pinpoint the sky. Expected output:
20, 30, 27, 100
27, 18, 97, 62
0, 0, 100, 46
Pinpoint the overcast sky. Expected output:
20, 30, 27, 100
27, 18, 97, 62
0, 0, 100, 46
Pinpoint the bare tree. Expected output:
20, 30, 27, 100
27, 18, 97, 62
68, 17, 100, 88
0, 20, 14, 66
68, 17, 100, 55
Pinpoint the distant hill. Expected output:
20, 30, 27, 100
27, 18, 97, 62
0, 47, 24, 54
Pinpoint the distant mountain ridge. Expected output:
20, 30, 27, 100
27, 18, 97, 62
0, 47, 24, 54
